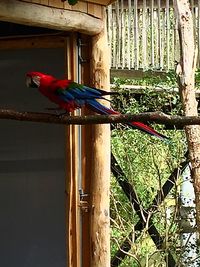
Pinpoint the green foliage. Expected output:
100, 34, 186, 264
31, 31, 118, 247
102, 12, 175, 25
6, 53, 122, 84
67, 0, 78, 5
195, 69, 200, 88
110, 72, 187, 266
113, 70, 177, 87
112, 71, 183, 116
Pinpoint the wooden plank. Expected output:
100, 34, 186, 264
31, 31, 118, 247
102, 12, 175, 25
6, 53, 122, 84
0, 35, 66, 50
65, 125, 79, 267
107, 4, 112, 68
72, 1, 87, 13
0, 0, 103, 36
90, 12, 110, 267
65, 34, 81, 267
112, 3, 117, 68
117, 0, 176, 9
80, 122, 91, 267
155, 7, 158, 68
40, 0, 49, 4
127, 0, 131, 69
78, 33, 93, 267
142, 0, 147, 69
22, 0, 116, 5
116, 0, 120, 68
121, 0, 125, 69
150, 0, 154, 66
31, 0, 41, 3
134, 0, 139, 69
174, 12, 179, 64
157, 0, 162, 69
166, 0, 170, 70
131, 1, 134, 68
87, 3, 103, 18
171, 9, 175, 69
48, 0, 64, 8
162, 6, 166, 68
63, 1, 72, 9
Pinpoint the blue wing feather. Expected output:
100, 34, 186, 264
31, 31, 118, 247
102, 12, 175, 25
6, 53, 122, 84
55, 83, 107, 108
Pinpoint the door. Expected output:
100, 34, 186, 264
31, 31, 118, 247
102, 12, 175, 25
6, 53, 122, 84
0, 44, 66, 267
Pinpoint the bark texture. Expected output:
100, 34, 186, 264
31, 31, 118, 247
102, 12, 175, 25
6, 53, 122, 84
2, 109, 200, 127
89, 11, 111, 267
174, 0, 200, 236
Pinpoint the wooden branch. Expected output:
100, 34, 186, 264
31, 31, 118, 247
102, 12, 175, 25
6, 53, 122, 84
2, 108, 200, 128
0, 0, 103, 35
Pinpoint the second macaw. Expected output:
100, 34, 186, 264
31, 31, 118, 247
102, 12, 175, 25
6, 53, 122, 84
26, 71, 168, 140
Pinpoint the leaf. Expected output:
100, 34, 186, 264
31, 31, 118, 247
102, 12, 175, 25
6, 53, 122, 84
68, 0, 78, 5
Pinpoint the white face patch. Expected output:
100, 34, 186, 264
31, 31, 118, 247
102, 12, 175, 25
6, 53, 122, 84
26, 76, 32, 87
32, 75, 41, 87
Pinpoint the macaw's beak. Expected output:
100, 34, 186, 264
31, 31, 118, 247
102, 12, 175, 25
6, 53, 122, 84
26, 76, 39, 88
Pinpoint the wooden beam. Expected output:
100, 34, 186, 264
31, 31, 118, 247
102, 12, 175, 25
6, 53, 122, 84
78, 34, 92, 267
0, 0, 103, 35
110, 68, 167, 80
65, 34, 81, 267
0, 35, 66, 50
89, 10, 110, 267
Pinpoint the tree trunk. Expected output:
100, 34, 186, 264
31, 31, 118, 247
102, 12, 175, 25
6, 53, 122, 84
174, 0, 200, 237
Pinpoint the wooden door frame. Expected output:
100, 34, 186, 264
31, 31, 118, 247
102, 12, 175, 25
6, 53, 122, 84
0, 32, 82, 266
0, 24, 111, 266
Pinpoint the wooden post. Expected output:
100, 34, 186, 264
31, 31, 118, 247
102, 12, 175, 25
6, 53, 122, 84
65, 34, 81, 267
174, 0, 200, 236
89, 10, 111, 267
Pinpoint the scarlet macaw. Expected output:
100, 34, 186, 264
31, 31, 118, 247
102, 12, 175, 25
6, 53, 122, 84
26, 71, 168, 140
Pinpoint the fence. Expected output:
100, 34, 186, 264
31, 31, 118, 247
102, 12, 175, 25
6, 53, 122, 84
107, 0, 200, 71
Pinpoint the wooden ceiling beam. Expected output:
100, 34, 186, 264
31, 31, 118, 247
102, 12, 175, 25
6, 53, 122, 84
0, 0, 103, 35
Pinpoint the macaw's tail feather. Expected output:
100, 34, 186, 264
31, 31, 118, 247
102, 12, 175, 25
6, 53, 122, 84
87, 99, 168, 140
128, 121, 168, 140
96, 88, 120, 96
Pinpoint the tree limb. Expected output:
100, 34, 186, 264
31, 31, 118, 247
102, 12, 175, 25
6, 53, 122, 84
0, 108, 200, 128
174, 0, 200, 238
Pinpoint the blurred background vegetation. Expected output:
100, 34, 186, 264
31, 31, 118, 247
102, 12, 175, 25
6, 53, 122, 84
110, 71, 191, 266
